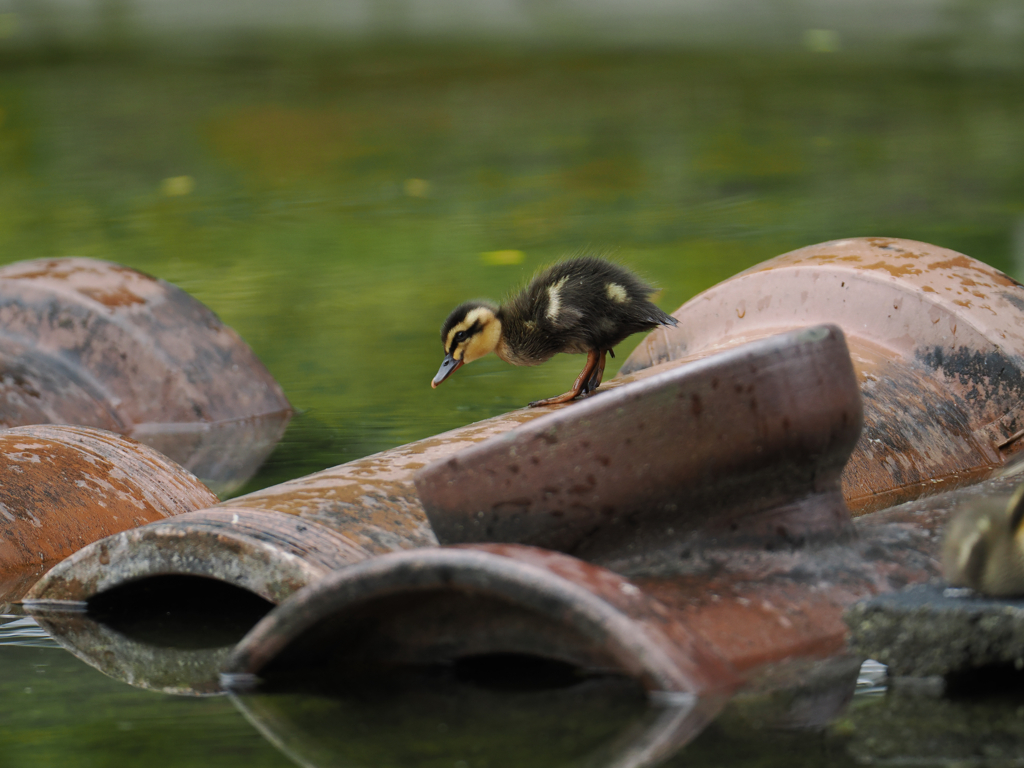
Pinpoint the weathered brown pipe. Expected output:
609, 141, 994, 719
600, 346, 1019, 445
26, 608, 254, 696
0, 257, 292, 494
221, 472, 955, 688
26, 324, 855, 603
0, 424, 217, 604
23, 239, 1024, 697
218, 483, 948, 761
21, 398, 560, 694
24, 325, 858, 695
24, 411, 541, 608
28, 239, 1020, 614
221, 497, 942, 696
416, 325, 860, 563
623, 237, 1024, 512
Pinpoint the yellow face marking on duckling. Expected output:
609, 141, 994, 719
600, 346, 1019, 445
545, 277, 568, 321
445, 306, 502, 364
606, 282, 628, 303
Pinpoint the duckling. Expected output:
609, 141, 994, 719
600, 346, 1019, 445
942, 484, 1024, 596
431, 256, 678, 406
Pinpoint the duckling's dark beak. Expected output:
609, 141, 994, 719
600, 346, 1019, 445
431, 352, 463, 388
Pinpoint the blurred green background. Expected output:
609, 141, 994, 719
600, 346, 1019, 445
4, 17, 1023, 491
1, 1, 1023, 766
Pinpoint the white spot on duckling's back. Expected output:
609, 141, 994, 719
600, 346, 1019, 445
606, 282, 628, 303
546, 277, 568, 321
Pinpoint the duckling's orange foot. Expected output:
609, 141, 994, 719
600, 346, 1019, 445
528, 391, 582, 407
527, 349, 607, 407
582, 349, 608, 395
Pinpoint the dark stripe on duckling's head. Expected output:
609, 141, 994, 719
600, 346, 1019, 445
441, 301, 499, 358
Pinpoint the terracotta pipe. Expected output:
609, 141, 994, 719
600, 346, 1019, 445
28, 240, 1018, 614
24, 325, 857, 694
416, 325, 860, 563
624, 237, 1024, 512
0, 257, 292, 494
23, 239, 1024, 695
0, 424, 217, 606
219, 522, 937, 691
217, 486, 949, 761
24, 324, 855, 602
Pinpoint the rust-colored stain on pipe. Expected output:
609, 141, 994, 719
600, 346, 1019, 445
0, 257, 292, 494
0, 425, 217, 599
623, 237, 1024, 512
24, 406, 555, 605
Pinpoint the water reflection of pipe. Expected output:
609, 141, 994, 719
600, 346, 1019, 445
231, 675, 725, 768
230, 657, 864, 768
0, 257, 292, 495
29, 576, 275, 696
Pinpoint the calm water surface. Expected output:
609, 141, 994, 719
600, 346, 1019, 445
1, 43, 1024, 766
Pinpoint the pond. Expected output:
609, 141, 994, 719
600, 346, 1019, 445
1, 39, 1024, 766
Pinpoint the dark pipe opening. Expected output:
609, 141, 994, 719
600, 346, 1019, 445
946, 664, 1024, 696
453, 652, 589, 691
252, 589, 632, 695
87, 575, 274, 649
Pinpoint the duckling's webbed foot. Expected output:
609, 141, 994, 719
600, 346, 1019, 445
581, 350, 608, 395
528, 350, 603, 407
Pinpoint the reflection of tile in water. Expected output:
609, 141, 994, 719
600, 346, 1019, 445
0, 615, 60, 648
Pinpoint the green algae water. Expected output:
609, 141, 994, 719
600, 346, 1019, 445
1, 40, 1024, 767
2, 46, 1023, 493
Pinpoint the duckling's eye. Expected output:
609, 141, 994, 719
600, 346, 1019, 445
454, 330, 468, 343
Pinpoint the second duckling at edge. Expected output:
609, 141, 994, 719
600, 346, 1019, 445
942, 483, 1024, 596
431, 256, 678, 406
